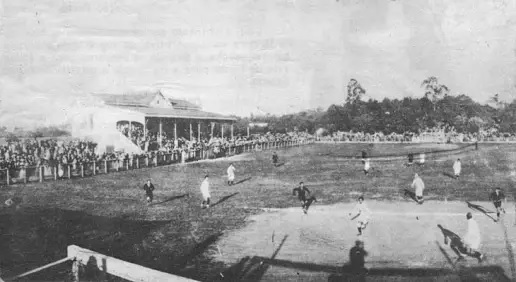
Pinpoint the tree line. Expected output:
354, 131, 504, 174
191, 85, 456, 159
239, 77, 516, 135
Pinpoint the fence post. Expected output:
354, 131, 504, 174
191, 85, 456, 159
71, 258, 79, 282
24, 168, 28, 184
93, 162, 96, 175
39, 166, 43, 183
54, 166, 58, 181
68, 165, 71, 179
126, 159, 129, 170
116, 161, 119, 172
154, 155, 158, 166
104, 160, 108, 174
6, 169, 10, 185
81, 164, 84, 178
145, 156, 149, 167
136, 157, 140, 169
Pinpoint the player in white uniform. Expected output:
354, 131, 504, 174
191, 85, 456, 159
200, 175, 211, 209
411, 173, 425, 204
227, 163, 236, 186
349, 196, 371, 236
363, 158, 371, 175
453, 159, 461, 179
418, 153, 425, 166
459, 212, 484, 262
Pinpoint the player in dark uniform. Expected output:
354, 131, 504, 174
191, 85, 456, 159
143, 179, 155, 204
272, 152, 279, 167
292, 182, 317, 214
489, 187, 506, 222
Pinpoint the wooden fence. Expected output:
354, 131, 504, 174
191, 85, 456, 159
0, 140, 314, 186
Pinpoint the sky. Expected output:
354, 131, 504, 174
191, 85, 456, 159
1, 0, 516, 128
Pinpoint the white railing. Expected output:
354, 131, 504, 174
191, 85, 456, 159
4, 245, 198, 282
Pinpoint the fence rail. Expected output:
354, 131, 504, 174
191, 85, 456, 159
0, 140, 313, 186
4, 245, 198, 282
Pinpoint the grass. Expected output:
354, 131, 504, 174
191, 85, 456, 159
0, 142, 515, 281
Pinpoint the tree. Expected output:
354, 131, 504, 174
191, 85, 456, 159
346, 78, 366, 104
489, 93, 506, 109
421, 76, 449, 111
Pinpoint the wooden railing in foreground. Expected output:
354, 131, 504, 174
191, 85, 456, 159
5, 245, 198, 282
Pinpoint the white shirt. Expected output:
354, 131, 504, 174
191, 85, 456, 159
453, 161, 461, 174
353, 202, 371, 221
227, 165, 236, 179
419, 153, 425, 164
411, 177, 425, 197
364, 159, 370, 170
200, 179, 210, 197
464, 218, 481, 249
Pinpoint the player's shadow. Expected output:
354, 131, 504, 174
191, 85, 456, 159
435, 240, 486, 282
275, 162, 285, 167
216, 235, 288, 281
466, 201, 498, 222
150, 193, 189, 206
436, 224, 467, 261
235, 177, 252, 185
333, 240, 368, 281
174, 232, 223, 269
442, 172, 457, 179
211, 192, 239, 208
402, 189, 418, 203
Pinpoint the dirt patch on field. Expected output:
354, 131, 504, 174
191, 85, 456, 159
214, 201, 516, 281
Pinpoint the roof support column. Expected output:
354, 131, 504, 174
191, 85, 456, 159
198, 122, 201, 141
221, 123, 224, 139
247, 126, 250, 137
143, 118, 147, 140
189, 121, 193, 141
174, 119, 177, 140
159, 118, 163, 149
231, 123, 234, 139
210, 122, 214, 139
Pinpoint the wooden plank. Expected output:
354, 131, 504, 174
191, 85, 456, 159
67, 245, 198, 282
6, 257, 71, 281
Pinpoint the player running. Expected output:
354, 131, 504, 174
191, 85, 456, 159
411, 173, 425, 204
200, 175, 211, 209
489, 187, 506, 222
417, 153, 425, 166
349, 196, 371, 236
292, 182, 317, 214
227, 163, 236, 186
272, 152, 279, 167
143, 179, 155, 204
459, 212, 485, 263
362, 157, 371, 175
453, 158, 461, 179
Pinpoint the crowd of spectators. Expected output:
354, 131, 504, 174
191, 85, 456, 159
318, 125, 516, 143
0, 131, 314, 173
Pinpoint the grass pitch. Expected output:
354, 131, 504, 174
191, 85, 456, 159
1, 143, 515, 281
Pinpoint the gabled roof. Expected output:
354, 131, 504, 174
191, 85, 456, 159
93, 91, 163, 107
116, 106, 236, 121
168, 98, 201, 110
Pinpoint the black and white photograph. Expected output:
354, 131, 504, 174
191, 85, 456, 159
1, 0, 516, 281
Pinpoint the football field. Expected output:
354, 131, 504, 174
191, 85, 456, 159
1, 143, 515, 281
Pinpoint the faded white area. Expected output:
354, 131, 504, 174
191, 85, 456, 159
216, 201, 516, 280
1, 0, 516, 127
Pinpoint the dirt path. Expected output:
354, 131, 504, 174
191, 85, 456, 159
214, 201, 516, 281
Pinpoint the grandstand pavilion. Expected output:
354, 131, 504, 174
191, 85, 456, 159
93, 90, 236, 144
